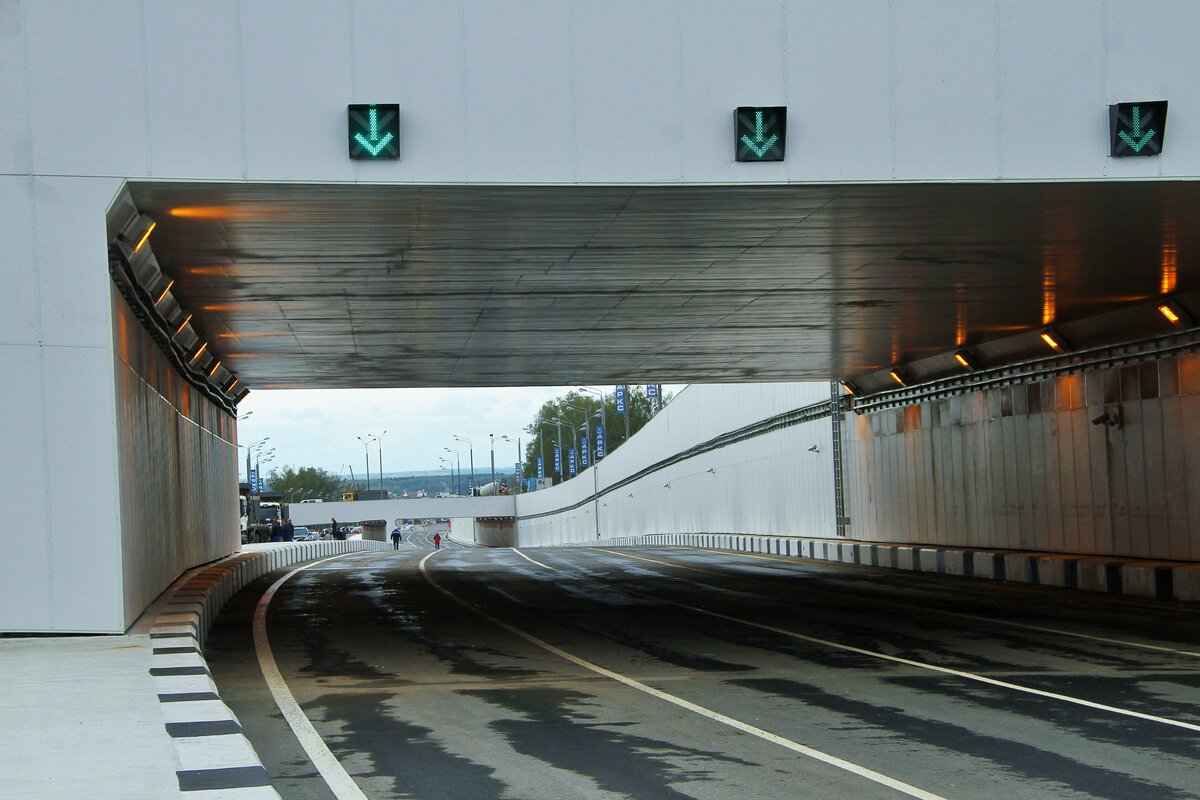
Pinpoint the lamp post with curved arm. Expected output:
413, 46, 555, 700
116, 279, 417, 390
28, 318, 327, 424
499, 435, 522, 493
356, 435, 373, 492
453, 435, 475, 494
444, 447, 461, 495
578, 387, 607, 460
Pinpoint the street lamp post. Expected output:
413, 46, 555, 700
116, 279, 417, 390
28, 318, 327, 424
356, 436, 373, 492
499, 435, 522, 493
376, 430, 387, 496
488, 433, 496, 488
241, 437, 269, 527
444, 447, 461, 495
565, 403, 590, 467
553, 416, 577, 478
453, 435, 475, 495
578, 387, 608, 461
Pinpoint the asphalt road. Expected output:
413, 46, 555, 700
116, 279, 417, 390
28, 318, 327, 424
206, 538, 1200, 799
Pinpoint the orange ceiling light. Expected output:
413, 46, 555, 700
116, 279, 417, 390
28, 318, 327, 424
1040, 330, 1066, 353
839, 381, 858, 396
189, 342, 208, 362
207, 360, 223, 378
202, 303, 257, 312
155, 279, 175, 304
889, 369, 907, 387
218, 332, 289, 339
173, 314, 193, 336
953, 350, 976, 370
132, 220, 156, 253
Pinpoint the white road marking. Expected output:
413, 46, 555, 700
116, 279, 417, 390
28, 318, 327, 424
593, 549, 1200, 734
253, 555, 370, 800
645, 547, 1200, 659
418, 551, 949, 800
509, 548, 558, 572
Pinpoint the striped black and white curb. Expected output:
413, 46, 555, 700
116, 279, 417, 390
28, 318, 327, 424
147, 541, 390, 796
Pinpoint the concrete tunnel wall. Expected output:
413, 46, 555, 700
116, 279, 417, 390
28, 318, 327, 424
514, 384, 838, 547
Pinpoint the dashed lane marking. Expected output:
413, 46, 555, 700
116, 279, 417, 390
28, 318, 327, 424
418, 550, 949, 800
591, 549, 1200, 735
630, 547, 1200, 659
253, 554, 370, 800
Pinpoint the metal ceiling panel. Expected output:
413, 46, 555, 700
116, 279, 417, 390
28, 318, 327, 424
127, 181, 1199, 389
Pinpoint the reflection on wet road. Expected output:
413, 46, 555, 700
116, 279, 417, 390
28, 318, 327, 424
206, 541, 1200, 799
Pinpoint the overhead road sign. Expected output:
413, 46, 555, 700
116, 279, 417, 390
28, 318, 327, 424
735, 106, 786, 162
1109, 101, 1167, 157
348, 104, 400, 159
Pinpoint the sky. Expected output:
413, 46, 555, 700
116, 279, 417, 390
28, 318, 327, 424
236, 385, 669, 480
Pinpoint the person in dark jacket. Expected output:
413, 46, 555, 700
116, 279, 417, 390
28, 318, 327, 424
282, 518, 295, 542
270, 520, 282, 542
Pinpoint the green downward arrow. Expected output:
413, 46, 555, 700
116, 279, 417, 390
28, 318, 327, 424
740, 110, 779, 158
1118, 105, 1156, 152
354, 107, 394, 156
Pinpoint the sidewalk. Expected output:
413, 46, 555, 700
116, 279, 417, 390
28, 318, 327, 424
0, 540, 388, 800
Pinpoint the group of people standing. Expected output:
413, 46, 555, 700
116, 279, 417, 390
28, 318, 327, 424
269, 518, 295, 542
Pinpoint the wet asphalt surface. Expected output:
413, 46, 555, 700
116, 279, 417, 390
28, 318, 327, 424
206, 534, 1200, 799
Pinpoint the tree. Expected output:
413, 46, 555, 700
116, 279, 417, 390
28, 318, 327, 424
266, 465, 345, 504
520, 386, 670, 484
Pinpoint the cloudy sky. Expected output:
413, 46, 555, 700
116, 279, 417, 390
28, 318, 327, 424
236, 386, 664, 480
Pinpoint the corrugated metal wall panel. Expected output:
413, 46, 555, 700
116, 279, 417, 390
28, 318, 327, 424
844, 353, 1200, 560
112, 286, 239, 628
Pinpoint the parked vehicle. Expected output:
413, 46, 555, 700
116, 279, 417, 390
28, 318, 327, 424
292, 527, 312, 540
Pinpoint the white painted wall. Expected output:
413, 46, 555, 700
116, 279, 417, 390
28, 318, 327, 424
515, 384, 836, 546
5, 0, 1200, 630
287, 496, 516, 528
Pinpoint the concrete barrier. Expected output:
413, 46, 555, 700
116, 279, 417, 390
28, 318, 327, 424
579, 533, 1200, 604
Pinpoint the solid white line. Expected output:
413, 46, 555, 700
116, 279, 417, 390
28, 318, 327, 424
593, 549, 1200, 734
509, 548, 558, 572
253, 555, 370, 800
418, 551, 948, 800
637, 547, 1200, 659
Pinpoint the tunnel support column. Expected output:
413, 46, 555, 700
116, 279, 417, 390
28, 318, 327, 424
830, 382, 848, 537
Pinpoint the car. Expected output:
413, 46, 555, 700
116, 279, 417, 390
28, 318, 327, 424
292, 527, 312, 540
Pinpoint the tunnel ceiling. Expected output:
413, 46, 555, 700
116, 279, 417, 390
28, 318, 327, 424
127, 181, 1198, 389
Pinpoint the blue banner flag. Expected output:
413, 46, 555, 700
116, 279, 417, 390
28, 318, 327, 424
553, 446, 561, 474
516, 462, 523, 481
580, 435, 590, 468
615, 385, 626, 414
647, 384, 658, 398
568, 447, 577, 476
537, 455, 545, 479
248, 468, 257, 491
257, 476, 265, 493
595, 424, 605, 459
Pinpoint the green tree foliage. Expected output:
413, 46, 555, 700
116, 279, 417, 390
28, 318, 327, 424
520, 387, 669, 484
266, 465, 345, 504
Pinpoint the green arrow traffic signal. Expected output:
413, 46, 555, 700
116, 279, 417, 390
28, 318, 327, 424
348, 104, 400, 160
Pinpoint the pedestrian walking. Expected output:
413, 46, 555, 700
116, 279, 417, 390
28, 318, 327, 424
390, 527, 402, 549
270, 520, 282, 542
282, 518, 295, 542
432, 532, 441, 550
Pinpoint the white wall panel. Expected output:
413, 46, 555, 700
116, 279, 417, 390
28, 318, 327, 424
34, 176, 123, 348
0, 344, 50, 630
23, 0, 148, 177
892, 0, 998, 180
678, 0, 788, 183
1105, 0, 1200, 178
786, 1, 892, 181
572, 0, 682, 182
143, 1, 243, 179
350, 0, 467, 181
239, 0, 356, 182
0, 176, 39, 344
996, 0, 1102, 179
0, 0, 31, 174
42, 344, 122, 631
516, 383, 835, 546
463, 1, 573, 182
